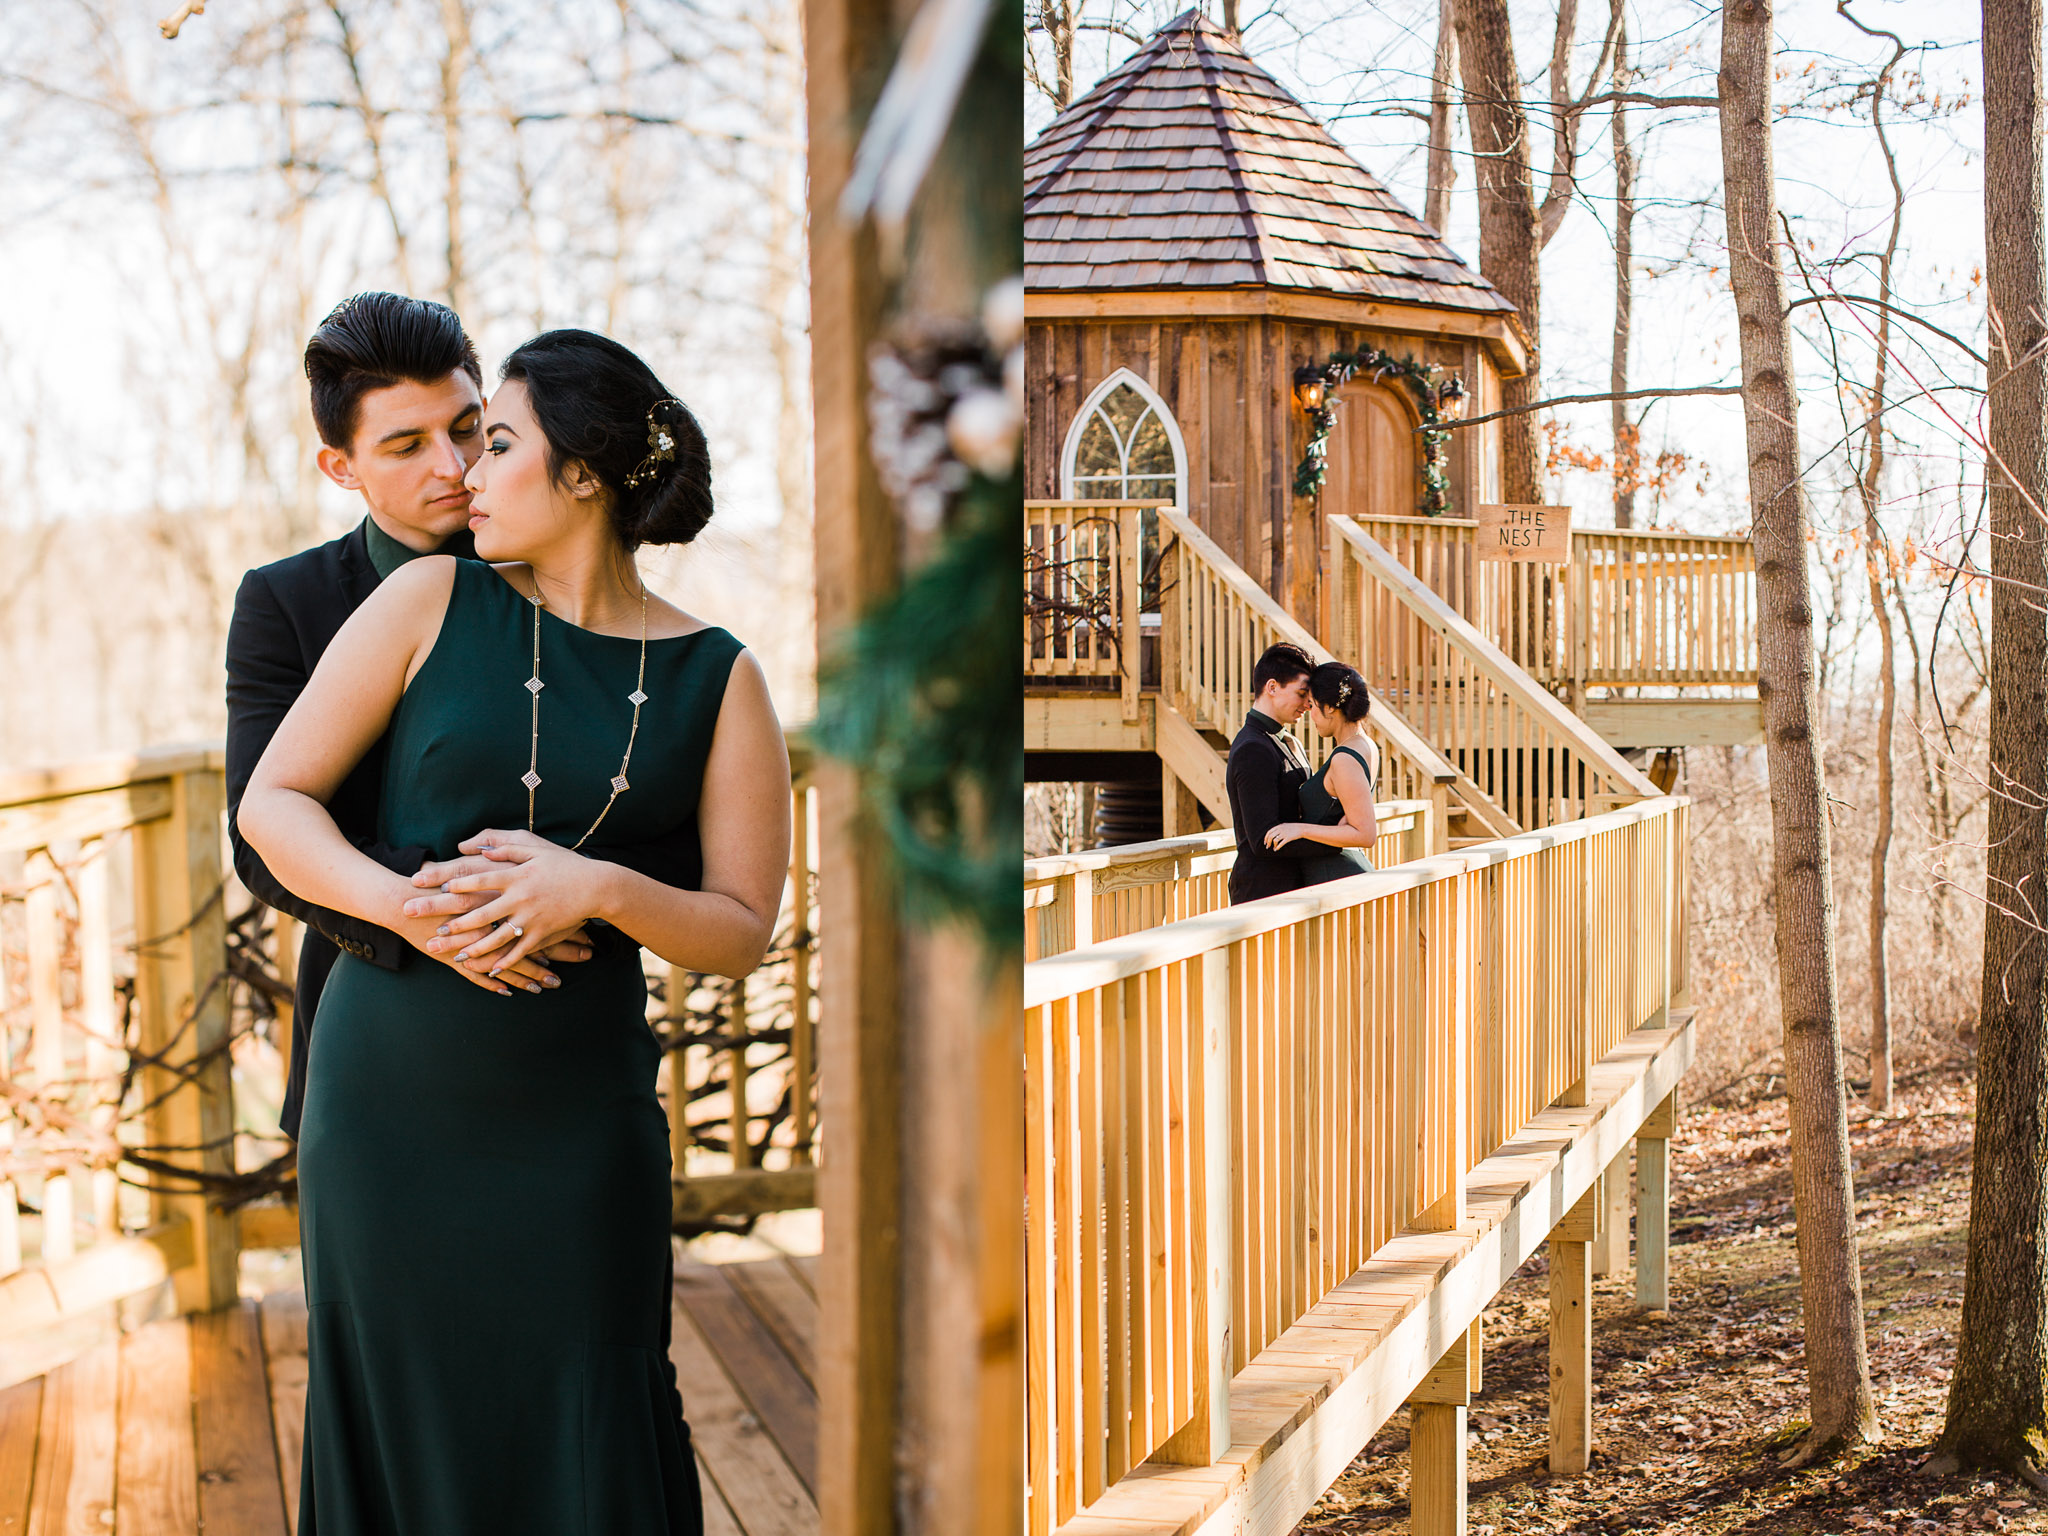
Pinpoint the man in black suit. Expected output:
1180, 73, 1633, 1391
226, 293, 690, 1138
1225, 642, 1322, 904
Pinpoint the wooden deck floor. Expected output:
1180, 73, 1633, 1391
0, 1250, 820, 1535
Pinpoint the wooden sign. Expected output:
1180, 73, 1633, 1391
1477, 503, 1572, 562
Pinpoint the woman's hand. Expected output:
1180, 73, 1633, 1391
1265, 822, 1313, 850
419, 829, 621, 975
391, 909, 559, 997
407, 837, 596, 966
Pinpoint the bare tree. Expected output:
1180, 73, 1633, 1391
1424, 0, 1457, 233
1718, 0, 1880, 1460
1930, 0, 2048, 1485
1609, 12, 1635, 527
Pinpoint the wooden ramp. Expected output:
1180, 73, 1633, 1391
0, 1254, 820, 1536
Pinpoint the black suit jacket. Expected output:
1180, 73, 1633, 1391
226, 520, 705, 1139
1225, 709, 1322, 904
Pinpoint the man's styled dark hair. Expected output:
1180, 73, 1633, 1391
304, 293, 482, 450
1253, 642, 1315, 694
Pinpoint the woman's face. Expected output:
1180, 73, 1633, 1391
463, 380, 597, 563
1306, 699, 1339, 737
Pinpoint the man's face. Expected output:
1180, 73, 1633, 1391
316, 370, 485, 547
1260, 674, 1312, 723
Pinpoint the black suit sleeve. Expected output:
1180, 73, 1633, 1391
1227, 737, 1322, 861
225, 567, 424, 969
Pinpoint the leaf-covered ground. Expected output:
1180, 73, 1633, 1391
1298, 1068, 2048, 1534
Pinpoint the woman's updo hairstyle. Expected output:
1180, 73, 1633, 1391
498, 329, 712, 549
1309, 661, 1371, 722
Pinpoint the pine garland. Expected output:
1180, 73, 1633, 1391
1291, 349, 1453, 516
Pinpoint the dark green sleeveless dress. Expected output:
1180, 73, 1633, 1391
1297, 742, 1377, 886
296, 560, 741, 1536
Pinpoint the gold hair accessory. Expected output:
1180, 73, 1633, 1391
624, 399, 684, 489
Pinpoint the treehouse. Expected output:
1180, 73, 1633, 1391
1025, 10, 1762, 847
1017, 12, 1733, 1535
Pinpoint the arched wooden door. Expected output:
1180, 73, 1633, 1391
1323, 380, 1422, 524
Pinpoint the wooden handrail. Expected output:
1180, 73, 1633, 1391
1026, 794, 1685, 1008
1024, 802, 1436, 959
1331, 518, 1660, 796
1355, 512, 1754, 548
1161, 510, 1518, 840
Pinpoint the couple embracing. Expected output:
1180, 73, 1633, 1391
228, 293, 789, 1534
1224, 641, 1380, 905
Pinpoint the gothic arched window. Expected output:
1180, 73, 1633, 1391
1061, 369, 1186, 506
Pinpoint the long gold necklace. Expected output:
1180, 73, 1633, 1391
521, 574, 649, 851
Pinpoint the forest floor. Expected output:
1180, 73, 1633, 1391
1299, 1064, 2048, 1535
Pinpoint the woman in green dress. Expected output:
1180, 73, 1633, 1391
1263, 661, 1380, 886
241, 330, 791, 1536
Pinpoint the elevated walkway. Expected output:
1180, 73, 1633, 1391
1024, 509, 1713, 1533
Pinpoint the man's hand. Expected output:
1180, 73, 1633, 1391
420, 829, 620, 976
408, 851, 595, 965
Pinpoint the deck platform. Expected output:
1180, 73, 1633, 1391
0, 1249, 820, 1535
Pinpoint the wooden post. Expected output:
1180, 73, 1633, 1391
133, 768, 238, 1314
1592, 1150, 1631, 1278
1161, 767, 1202, 839
1120, 505, 1143, 722
1550, 1188, 1598, 1473
1428, 781, 1451, 857
790, 781, 816, 1166
1413, 873, 1469, 1233
1158, 943, 1234, 1465
78, 841, 122, 1242
1408, 1331, 1471, 1536
1560, 840, 1594, 1108
727, 978, 753, 1171
1636, 1089, 1677, 1312
25, 848, 75, 1265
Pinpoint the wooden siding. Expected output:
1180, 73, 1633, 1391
1028, 316, 1503, 625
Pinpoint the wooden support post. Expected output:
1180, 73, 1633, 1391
1161, 765, 1202, 839
1429, 782, 1451, 857
1158, 943, 1234, 1464
727, 977, 753, 1171
1592, 1150, 1631, 1278
789, 782, 816, 1166
1550, 1189, 1597, 1474
1636, 1089, 1677, 1312
1560, 842, 1595, 1108
133, 769, 238, 1314
1408, 1331, 1470, 1536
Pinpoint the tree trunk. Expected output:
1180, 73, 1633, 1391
1718, 0, 1880, 1459
1931, 0, 2048, 1482
1609, 16, 1635, 528
1454, 0, 1542, 504
438, 0, 472, 319
1221, 0, 1240, 39
1855, 34, 1905, 1114
1425, 0, 1458, 234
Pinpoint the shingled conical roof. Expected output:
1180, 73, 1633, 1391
1026, 11, 1512, 313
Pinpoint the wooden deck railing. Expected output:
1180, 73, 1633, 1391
1339, 514, 1758, 692
0, 740, 823, 1358
1020, 795, 1690, 1531
1023, 801, 1435, 961
1160, 510, 1517, 841
1329, 517, 1662, 829
1025, 500, 1166, 720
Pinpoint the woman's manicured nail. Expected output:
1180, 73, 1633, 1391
454, 950, 469, 962
542, 974, 561, 988
437, 925, 450, 936
526, 982, 542, 994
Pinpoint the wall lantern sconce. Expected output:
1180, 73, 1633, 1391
1293, 365, 1327, 413
1436, 374, 1468, 420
